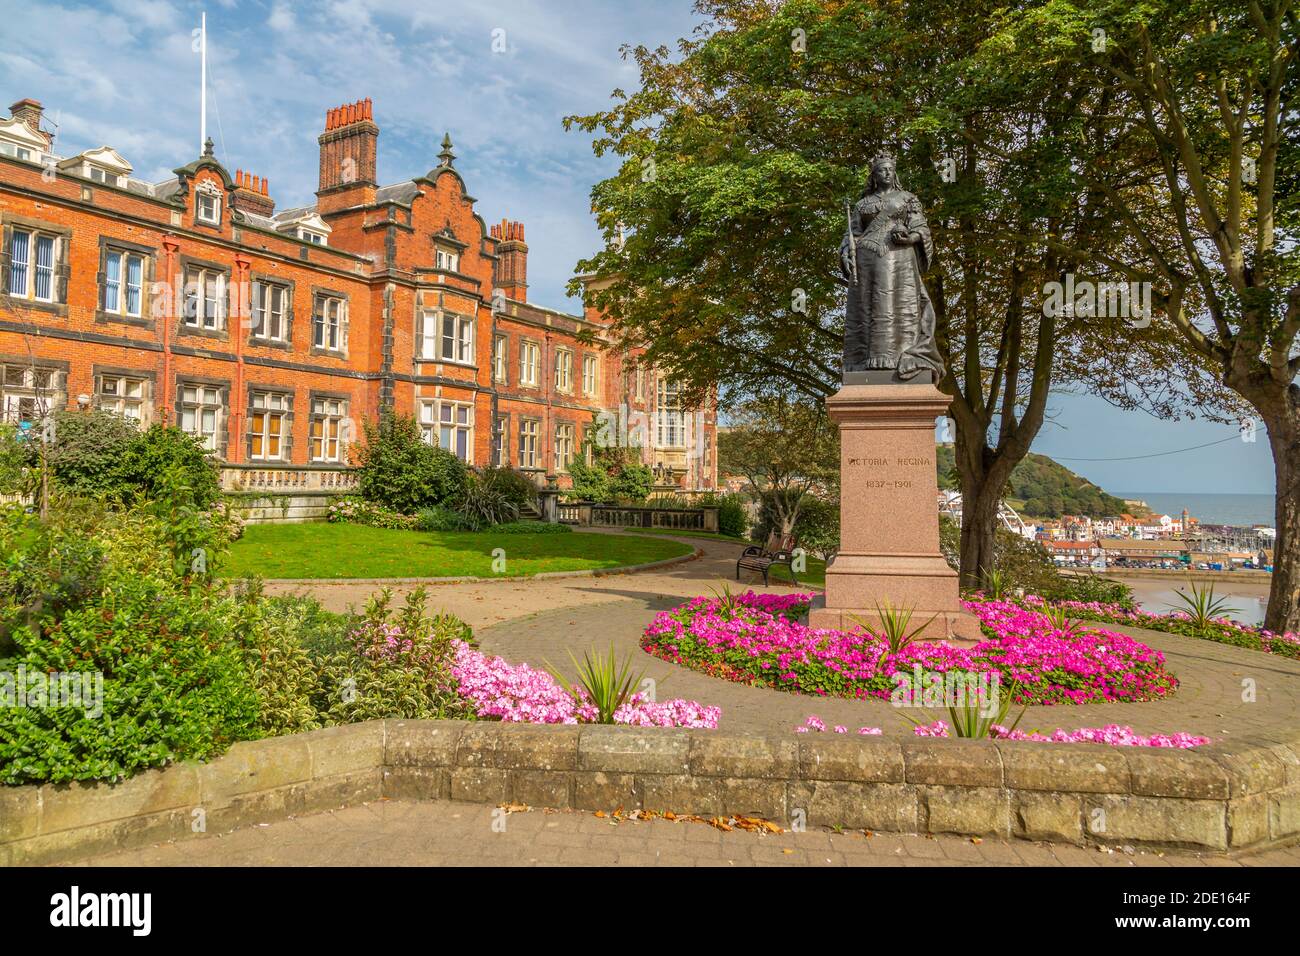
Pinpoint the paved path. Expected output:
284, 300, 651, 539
72, 799, 1300, 867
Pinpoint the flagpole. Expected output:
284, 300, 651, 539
200, 12, 207, 152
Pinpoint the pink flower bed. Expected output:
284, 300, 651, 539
643, 591, 1177, 705
795, 714, 1209, 748
1018, 594, 1300, 659
450, 640, 720, 728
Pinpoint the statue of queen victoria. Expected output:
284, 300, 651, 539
839, 152, 944, 382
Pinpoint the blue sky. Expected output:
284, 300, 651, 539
2, 0, 1276, 497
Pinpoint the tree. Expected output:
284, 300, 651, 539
717, 393, 838, 537
978, 1, 1299, 631
566, 0, 1207, 589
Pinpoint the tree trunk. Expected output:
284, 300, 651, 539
1264, 402, 1300, 635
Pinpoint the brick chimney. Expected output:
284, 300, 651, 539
9, 98, 51, 148
317, 97, 377, 207
491, 219, 528, 301
232, 169, 275, 218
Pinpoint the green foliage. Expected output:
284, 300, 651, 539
752, 493, 837, 557
0, 422, 25, 495
313, 588, 478, 724
116, 424, 221, 508
712, 492, 750, 539
547, 644, 645, 724
858, 600, 935, 656
413, 505, 475, 532
567, 428, 655, 503
233, 581, 323, 737
456, 470, 523, 530
0, 499, 259, 785
355, 414, 468, 514
480, 466, 538, 511
328, 496, 417, 529
42, 409, 140, 498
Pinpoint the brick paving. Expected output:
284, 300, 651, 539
70, 799, 1300, 867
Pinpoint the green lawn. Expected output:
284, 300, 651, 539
223, 523, 695, 580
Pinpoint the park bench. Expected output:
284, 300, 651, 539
736, 532, 800, 586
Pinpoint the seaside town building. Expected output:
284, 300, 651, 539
0, 96, 717, 494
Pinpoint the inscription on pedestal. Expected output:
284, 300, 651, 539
846, 455, 932, 490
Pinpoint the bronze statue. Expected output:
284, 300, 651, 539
840, 153, 944, 382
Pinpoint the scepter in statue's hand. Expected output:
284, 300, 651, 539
843, 199, 858, 285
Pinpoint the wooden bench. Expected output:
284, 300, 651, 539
736, 532, 800, 586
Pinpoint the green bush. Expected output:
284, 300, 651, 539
456, 471, 521, 529
751, 495, 837, 556
355, 414, 468, 514
313, 588, 479, 723
480, 466, 538, 511
116, 424, 221, 507
42, 409, 140, 498
414, 506, 475, 532
705, 492, 750, 539
0, 501, 260, 785
233, 582, 323, 737
328, 496, 416, 529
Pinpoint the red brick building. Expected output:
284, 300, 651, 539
0, 96, 717, 494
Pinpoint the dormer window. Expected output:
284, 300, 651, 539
195, 192, 220, 226
435, 247, 459, 272
0, 140, 33, 162
300, 229, 327, 246
86, 165, 121, 187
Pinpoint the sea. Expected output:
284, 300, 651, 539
1114, 492, 1277, 527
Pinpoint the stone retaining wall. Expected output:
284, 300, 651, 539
4, 721, 1298, 865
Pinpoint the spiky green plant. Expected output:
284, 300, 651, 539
982, 567, 1008, 601
853, 599, 938, 655
709, 581, 743, 617
1166, 580, 1240, 630
900, 678, 1028, 739
1041, 602, 1084, 637
546, 644, 645, 724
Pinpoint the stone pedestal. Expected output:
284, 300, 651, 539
807, 381, 982, 643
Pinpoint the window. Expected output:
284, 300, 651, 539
634, 364, 645, 401
86, 165, 120, 187
251, 281, 288, 342
7, 228, 59, 302
0, 140, 33, 162
310, 397, 347, 462
493, 334, 508, 383
179, 384, 224, 451
183, 266, 226, 330
435, 247, 459, 272
313, 294, 347, 352
103, 248, 145, 318
96, 374, 148, 422
2, 364, 60, 425
555, 422, 576, 471
518, 418, 539, 469
656, 379, 685, 448
420, 399, 473, 462
249, 391, 290, 461
555, 349, 573, 392
492, 415, 507, 466
520, 341, 540, 387
582, 354, 598, 396
439, 312, 474, 364
196, 190, 221, 225
300, 230, 326, 246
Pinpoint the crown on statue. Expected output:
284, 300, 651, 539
870, 151, 896, 170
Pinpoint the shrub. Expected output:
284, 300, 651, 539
234, 582, 323, 737
711, 492, 750, 539
355, 414, 468, 514
116, 424, 221, 507
41, 408, 141, 498
751, 494, 837, 556
0, 501, 260, 785
327, 496, 415, 530
479, 466, 538, 512
414, 506, 475, 532
313, 588, 479, 723
456, 470, 522, 529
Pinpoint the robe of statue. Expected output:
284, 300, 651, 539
840, 188, 944, 380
